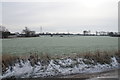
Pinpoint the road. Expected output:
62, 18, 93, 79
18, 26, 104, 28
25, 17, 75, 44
60, 69, 120, 80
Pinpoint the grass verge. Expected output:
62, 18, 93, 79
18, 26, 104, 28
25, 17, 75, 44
2, 50, 120, 74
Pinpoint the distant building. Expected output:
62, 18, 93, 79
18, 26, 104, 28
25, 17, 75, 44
22, 27, 38, 37
29, 31, 35, 36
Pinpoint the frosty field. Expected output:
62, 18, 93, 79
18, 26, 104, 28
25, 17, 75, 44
2, 36, 118, 56
2, 36, 118, 55
1, 36, 120, 79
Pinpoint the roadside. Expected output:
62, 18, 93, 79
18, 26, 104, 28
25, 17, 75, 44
60, 69, 119, 80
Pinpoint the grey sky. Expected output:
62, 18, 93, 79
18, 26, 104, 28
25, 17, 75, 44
1, 0, 119, 33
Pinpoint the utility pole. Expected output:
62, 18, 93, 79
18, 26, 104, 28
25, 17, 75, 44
40, 26, 42, 33
67, 30, 70, 37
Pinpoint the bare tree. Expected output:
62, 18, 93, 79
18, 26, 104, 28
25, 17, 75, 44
0, 26, 10, 38
83, 30, 88, 36
22, 27, 31, 37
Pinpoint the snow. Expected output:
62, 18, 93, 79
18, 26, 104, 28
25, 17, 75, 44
1, 57, 120, 79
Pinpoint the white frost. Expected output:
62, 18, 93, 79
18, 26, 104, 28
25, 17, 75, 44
1, 57, 120, 79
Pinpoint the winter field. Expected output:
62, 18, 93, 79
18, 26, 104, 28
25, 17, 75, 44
2, 36, 118, 55
1, 36, 120, 79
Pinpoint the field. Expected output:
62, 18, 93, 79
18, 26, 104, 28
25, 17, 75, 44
2, 36, 118, 56
1, 36, 120, 79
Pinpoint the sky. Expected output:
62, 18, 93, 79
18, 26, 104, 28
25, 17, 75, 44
1, 0, 119, 33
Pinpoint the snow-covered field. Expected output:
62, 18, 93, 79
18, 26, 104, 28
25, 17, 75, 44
1, 57, 119, 79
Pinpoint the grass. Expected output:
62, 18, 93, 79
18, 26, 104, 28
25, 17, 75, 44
115, 50, 120, 58
82, 51, 112, 64
2, 50, 120, 74
2, 54, 18, 73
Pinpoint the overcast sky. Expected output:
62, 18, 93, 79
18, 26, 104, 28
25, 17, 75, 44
1, 0, 119, 33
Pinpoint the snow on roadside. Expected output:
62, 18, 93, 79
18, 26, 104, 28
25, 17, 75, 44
1, 57, 120, 79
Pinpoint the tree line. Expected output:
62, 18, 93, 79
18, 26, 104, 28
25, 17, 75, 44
0, 26, 120, 38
